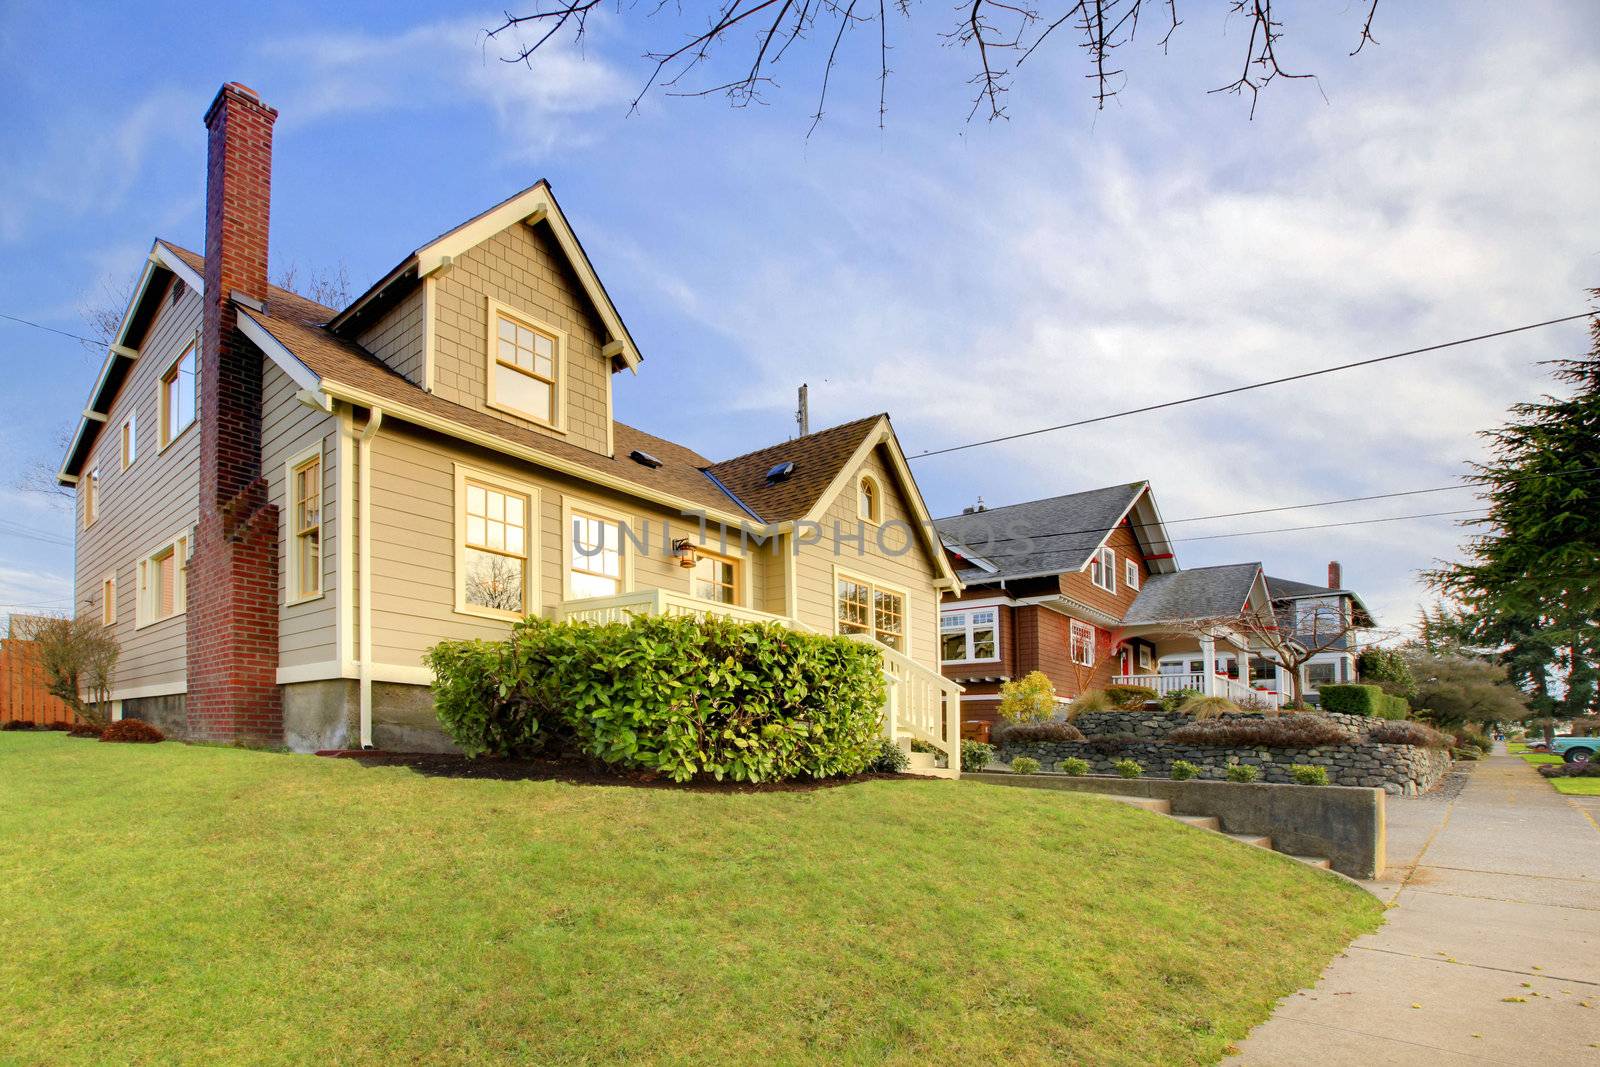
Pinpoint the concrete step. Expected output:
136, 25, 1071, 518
1291, 855, 1332, 870
1102, 794, 1174, 815
1226, 832, 1274, 850
906, 751, 938, 771
1172, 814, 1222, 832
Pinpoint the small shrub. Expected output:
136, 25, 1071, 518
1317, 684, 1387, 717
99, 719, 164, 744
909, 738, 938, 754
1104, 684, 1158, 710
1113, 758, 1144, 779
1178, 694, 1240, 720
961, 739, 995, 772
1226, 763, 1260, 783
868, 739, 910, 773
1376, 694, 1411, 720
1453, 727, 1492, 753
1367, 720, 1451, 749
45, 721, 72, 731
1058, 756, 1090, 776
1169, 715, 1354, 748
66, 722, 105, 739
1170, 759, 1200, 781
1290, 764, 1330, 786
997, 671, 1058, 723
1, 720, 35, 731
1159, 687, 1203, 713
1452, 747, 1482, 761
1009, 756, 1041, 775
992, 720, 1085, 744
1069, 689, 1111, 715
1235, 692, 1278, 713
1082, 733, 1139, 753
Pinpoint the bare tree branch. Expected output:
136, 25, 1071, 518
1349, 0, 1379, 56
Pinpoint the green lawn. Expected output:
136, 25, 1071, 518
0, 734, 1380, 1066
1550, 777, 1600, 796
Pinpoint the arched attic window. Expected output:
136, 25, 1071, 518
858, 473, 883, 525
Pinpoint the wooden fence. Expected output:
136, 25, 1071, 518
0, 638, 79, 726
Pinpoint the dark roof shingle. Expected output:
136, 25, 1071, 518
933, 482, 1146, 583
1121, 562, 1263, 626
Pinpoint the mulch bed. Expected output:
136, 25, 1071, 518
316, 749, 913, 793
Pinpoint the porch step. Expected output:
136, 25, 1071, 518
1172, 814, 1222, 832
1101, 794, 1173, 815
906, 751, 938, 771
1226, 832, 1274, 850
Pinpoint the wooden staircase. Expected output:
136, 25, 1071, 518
1102, 795, 1333, 870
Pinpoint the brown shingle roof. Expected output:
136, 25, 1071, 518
705, 415, 885, 524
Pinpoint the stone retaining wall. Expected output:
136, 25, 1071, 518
1071, 709, 1375, 740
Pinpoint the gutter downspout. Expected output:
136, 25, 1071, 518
358, 407, 383, 749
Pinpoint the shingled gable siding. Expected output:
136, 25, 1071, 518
74, 278, 202, 697
261, 361, 339, 670
362, 423, 785, 669
357, 286, 424, 386
792, 446, 942, 675
428, 222, 612, 456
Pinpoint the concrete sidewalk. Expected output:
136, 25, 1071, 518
1236, 747, 1600, 1065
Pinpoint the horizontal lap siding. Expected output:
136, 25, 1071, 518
74, 279, 201, 696
1059, 520, 1150, 619
261, 362, 339, 669
366, 424, 781, 668
793, 447, 942, 675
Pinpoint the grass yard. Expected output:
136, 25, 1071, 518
1550, 777, 1600, 796
0, 734, 1380, 1066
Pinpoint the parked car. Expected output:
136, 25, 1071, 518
1548, 737, 1596, 764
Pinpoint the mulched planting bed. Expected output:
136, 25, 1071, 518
317, 749, 915, 793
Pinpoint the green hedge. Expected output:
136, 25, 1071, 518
425, 614, 887, 782
1317, 683, 1399, 718
1377, 694, 1410, 720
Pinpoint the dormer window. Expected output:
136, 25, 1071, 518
487, 299, 564, 430
1091, 546, 1116, 593
858, 473, 882, 524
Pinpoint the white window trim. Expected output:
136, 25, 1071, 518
101, 571, 117, 628
687, 540, 751, 608
134, 531, 190, 630
83, 469, 98, 527
857, 472, 883, 526
284, 441, 325, 607
940, 607, 1000, 665
485, 296, 568, 434
157, 340, 198, 453
453, 463, 542, 622
120, 411, 137, 471
1124, 558, 1139, 591
1090, 546, 1116, 593
1137, 643, 1153, 671
560, 494, 635, 602
1069, 618, 1095, 667
831, 565, 912, 657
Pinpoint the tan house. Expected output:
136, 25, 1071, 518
58, 82, 962, 766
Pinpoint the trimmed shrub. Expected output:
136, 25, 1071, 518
100, 719, 164, 744
997, 671, 1058, 723
1009, 756, 1041, 775
66, 722, 105, 738
1104, 684, 1158, 710
1290, 764, 1330, 786
1170, 759, 1200, 781
1159, 687, 1203, 713
1226, 763, 1260, 783
868, 739, 909, 773
1, 720, 35, 731
1113, 758, 1144, 779
1367, 720, 1451, 749
426, 614, 887, 783
1376, 694, 1411, 720
1178, 694, 1239, 720
1058, 757, 1090, 776
45, 721, 72, 731
961, 739, 995, 772
992, 720, 1085, 744
1317, 684, 1386, 717
1169, 715, 1354, 748
1068, 689, 1112, 715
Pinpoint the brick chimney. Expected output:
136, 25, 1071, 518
186, 83, 282, 743
1327, 560, 1343, 590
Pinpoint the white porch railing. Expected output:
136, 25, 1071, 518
1114, 672, 1284, 711
558, 590, 962, 776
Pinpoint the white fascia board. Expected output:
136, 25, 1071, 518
235, 307, 323, 393
151, 241, 203, 292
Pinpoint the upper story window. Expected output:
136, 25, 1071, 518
568, 507, 626, 599
160, 343, 197, 448
119, 412, 137, 470
941, 608, 998, 663
101, 573, 116, 627
858, 474, 882, 524
1090, 546, 1116, 593
488, 301, 563, 429
1124, 558, 1139, 590
1069, 619, 1096, 667
837, 573, 905, 653
136, 533, 188, 627
83, 469, 98, 527
455, 465, 537, 620
692, 550, 740, 605
288, 451, 323, 602
1295, 597, 1344, 633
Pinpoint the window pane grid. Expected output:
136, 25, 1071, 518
570, 512, 623, 598
493, 312, 558, 422
463, 480, 529, 613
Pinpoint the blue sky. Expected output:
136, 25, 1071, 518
1, 1, 1597, 631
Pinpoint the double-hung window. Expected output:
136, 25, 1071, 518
1124, 558, 1139, 590
136, 534, 188, 627
160, 344, 197, 447
488, 302, 562, 428
288, 452, 322, 602
941, 608, 998, 663
837, 573, 906, 652
120, 412, 137, 469
568, 508, 626, 599
1090, 546, 1116, 592
83, 469, 98, 527
692, 550, 740, 605
101, 574, 116, 627
456, 468, 536, 619
1069, 619, 1096, 667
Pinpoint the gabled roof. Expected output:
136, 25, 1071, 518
326, 180, 641, 371
932, 482, 1173, 584
705, 415, 883, 524
1266, 574, 1376, 627
1120, 562, 1266, 626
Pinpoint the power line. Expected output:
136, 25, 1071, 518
0, 519, 74, 548
0, 311, 101, 347
910, 312, 1598, 460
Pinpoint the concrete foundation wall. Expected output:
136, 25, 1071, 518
280, 679, 457, 754
121, 694, 188, 738
974, 771, 1386, 879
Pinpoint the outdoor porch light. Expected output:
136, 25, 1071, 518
672, 538, 696, 568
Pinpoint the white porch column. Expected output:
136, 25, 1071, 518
1199, 634, 1217, 696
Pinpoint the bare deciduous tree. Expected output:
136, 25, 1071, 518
12, 614, 120, 725
275, 262, 354, 310
487, 0, 1381, 129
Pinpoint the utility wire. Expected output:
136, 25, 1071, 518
0, 311, 102, 347
910, 312, 1599, 460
